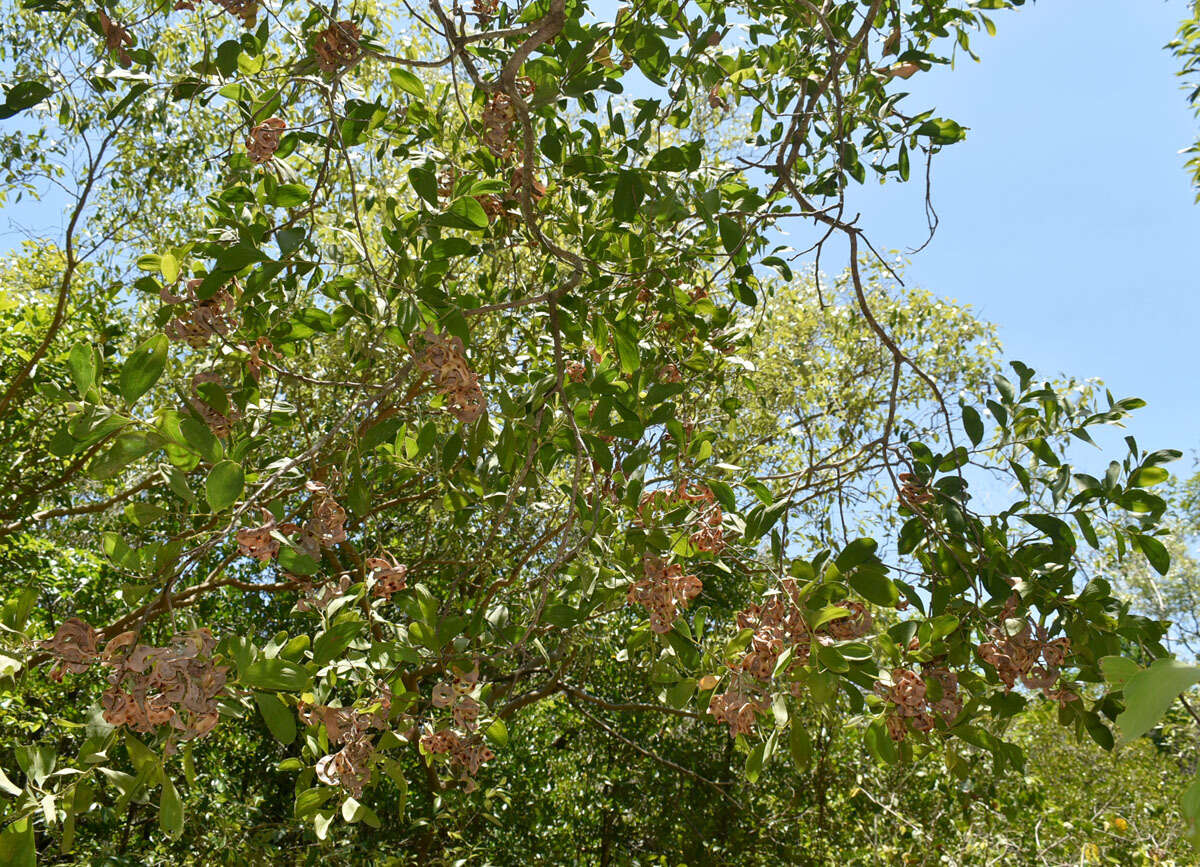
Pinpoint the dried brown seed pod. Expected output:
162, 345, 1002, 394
313, 20, 362, 73
39, 618, 98, 676
414, 329, 486, 423
472, 0, 499, 22
164, 278, 238, 348
368, 557, 408, 599
627, 556, 702, 634
98, 11, 134, 68
480, 93, 518, 158
246, 117, 286, 164
509, 166, 548, 202
213, 0, 259, 26
237, 508, 281, 562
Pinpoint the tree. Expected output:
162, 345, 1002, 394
0, 0, 1187, 862
1171, 0, 1200, 198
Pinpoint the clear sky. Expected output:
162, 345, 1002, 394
839, 0, 1200, 461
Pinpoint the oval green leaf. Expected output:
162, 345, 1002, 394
242, 657, 312, 692
254, 692, 297, 745
205, 460, 244, 512
118, 334, 168, 404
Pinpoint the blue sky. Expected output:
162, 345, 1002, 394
839, 0, 1200, 462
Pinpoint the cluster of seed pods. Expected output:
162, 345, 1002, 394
978, 609, 1075, 706
313, 20, 362, 73
421, 664, 495, 791
304, 684, 393, 797
874, 663, 964, 741
637, 482, 726, 554
708, 589, 872, 736
627, 555, 702, 634
40, 620, 228, 748
414, 329, 486, 423
246, 117, 286, 164
98, 11, 134, 67
162, 279, 238, 349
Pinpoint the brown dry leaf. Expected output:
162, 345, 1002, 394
878, 62, 921, 81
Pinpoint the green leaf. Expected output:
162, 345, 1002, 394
442, 197, 489, 230
254, 692, 297, 744
1116, 659, 1200, 745
68, 342, 98, 396
1099, 655, 1141, 690
88, 431, 161, 480
409, 167, 439, 207
15, 744, 55, 786
214, 243, 265, 272
808, 605, 851, 631
0, 814, 35, 867
268, 183, 310, 208
646, 146, 686, 171
789, 723, 811, 770
612, 322, 640, 374
1143, 449, 1182, 466
835, 538, 877, 572
277, 546, 320, 576
817, 643, 850, 673
915, 117, 967, 145
744, 742, 764, 782
485, 718, 509, 748
425, 238, 476, 260
1074, 510, 1100, 550
1184, 775, 1200, 847
751, 498, 790, 539
1, 81, 52, 119
242, 658, 312, 692
1120, 490, 1166, 515
1, 587, 38, 633
105, 83, 151, 122
342, 796, 381, 827
124, 734, 158, 776
837, 642, 874, 661
613, 170, 645, 221
295, 787, 333, 820
313, 809, 335, 840
390, 68, 425, 99
0, 764, 22, 796
1083, 712, 1114, 751
563, 154, 606, 175
179, 417, 223, 463
718, 216, 743, 255
205, 460, 244, 512
846, 563, 898, 607
159, 252, 180, 283
277, 227, 305, 256
1135, 534, 1171, 576
1130, 466, 1170, 487
99, 767, 143, 813
930, 614, 960, 639
312, 620, 361, 665
1021, 514, 1075, 552
864, 719, 898, 764
961, 404, 983, 446
119, 334, 168, 404
158, 774, 183, 838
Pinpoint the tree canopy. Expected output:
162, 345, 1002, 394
0, 0, 1196, 863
